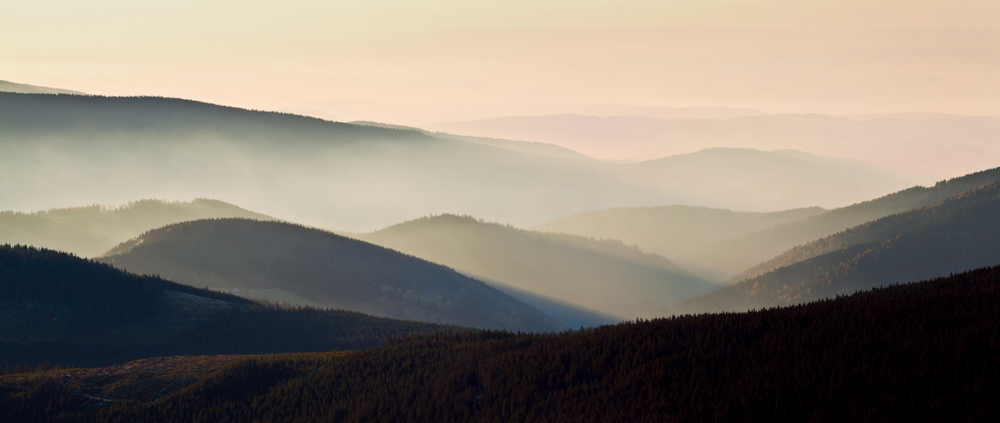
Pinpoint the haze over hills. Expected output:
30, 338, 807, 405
714, 166, 1000, 282
0, 245, 455, 368
1, 92, 912, 231
679, 181, 1000, 314
0, 199, 274, 258
534, 206, 826, 281
98, 218, 562, 332
0, 80, 85, 96
358, 214, 715, 321
626, 148, 905, 215
431, 113, 1000, 182
8, 265, 1000, 421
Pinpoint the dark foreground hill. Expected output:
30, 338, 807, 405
359, 214, 714, 321
680, 181, 1000, 313
0, 245, 454, 368
5, 265, 1000, 422
0, 198, 274, 258
98, 219, 561, 332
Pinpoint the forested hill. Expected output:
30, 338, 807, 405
0, 198, 274, 258
0, 245, 455, 368
680, 181, 1000, 313
359, 214, 715, 320
99, 219, 562, 332
0, 92, 425, 144
716, 166, 1000, 280
6, 265, 1000, 422
533, 205, 825, 280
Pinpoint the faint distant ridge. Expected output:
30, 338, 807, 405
99, 218, 563, 332
0, 198, 275, 258
0, 80, 86, 95
534, 205, 826, 280
727, 166, 1000, 283
0, 244, 453, 368
680, 179, 1000, 314
359, 214, 715, 320
352, 120, 595, 161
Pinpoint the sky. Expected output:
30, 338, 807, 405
3, 0, 999, 124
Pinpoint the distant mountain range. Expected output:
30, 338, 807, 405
0, 245, 454, 368
357, 214, 715, 322
429, 113, 1000, 181
98, 218, 562, 332
0, 199, 274, 258
539, 166, 1000, 280
1, 93, 910, 230
679, 180, 1000, 313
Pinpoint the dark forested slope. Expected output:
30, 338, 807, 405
6, 265, 1000, 422
680, 181, 1000, 313
0, 199, 274, 258
712, 166, 1000, 280
359, 214, 715, 320
0, 245, 455, 368
99, 219, 561, 332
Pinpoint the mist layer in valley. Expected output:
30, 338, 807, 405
0, 93, 914, 232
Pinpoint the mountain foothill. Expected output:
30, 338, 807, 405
2, 86, 1000, 421
97, 218, 563, 333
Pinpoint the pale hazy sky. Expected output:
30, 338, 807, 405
3, 0, 999, 123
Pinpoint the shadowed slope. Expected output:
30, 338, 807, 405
99, 219, 562, 332
680, 181, 1000, 313
359, 214, 715, 319
722, 166, 1000, 282
7, 265, 1000, 422
0, 245, 456, 368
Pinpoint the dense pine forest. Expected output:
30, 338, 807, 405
3, 264, 999, 422
0, 245, 459, 368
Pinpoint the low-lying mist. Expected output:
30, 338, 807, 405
0, 93, 914, 232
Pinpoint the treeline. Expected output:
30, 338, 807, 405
0, 245, 460, 368
5, 264, 1000, 422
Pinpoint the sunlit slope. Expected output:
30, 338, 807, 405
2, 93, 911, 230
679, 181, 1000, 313
534, 205, 825, 280
0, 199, 274, 258
98, 219, 562, 332
10, 265, 1000, 421
358, 214, 715, 319
0, 245, 455, 368
720, 166, 1000, 282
